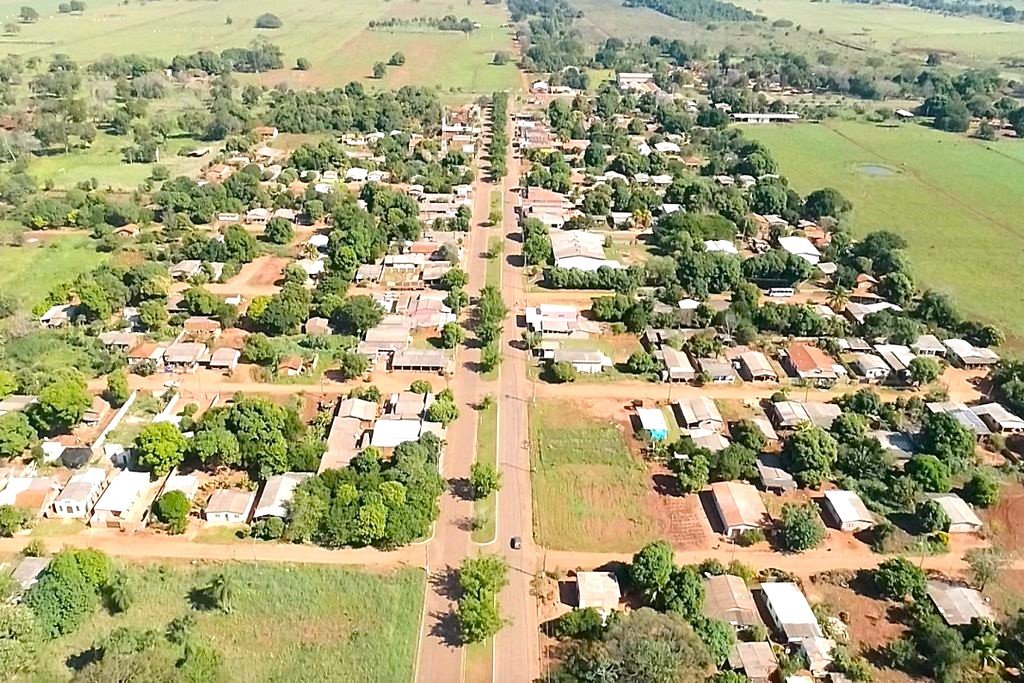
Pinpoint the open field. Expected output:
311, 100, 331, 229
472, 401, 499, 543
35, 561, 425, 683
530, 399, 659, 551
29, 132, 211, 191
745, 119, 1024, 347
0, 0, 518, 93
0, 235, 109, 311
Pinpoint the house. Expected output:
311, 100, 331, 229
205, 488, 256, 524
872, 430, 915, 460
252, 125, 279, 141
802, 636, 836, 677
161, 473, 200, 501
705, 239, 739, 255
710, 481, 769, 538
525, 305, 598, 338
636, 407, 669, 442
552, 349, 613, 374
9, 556, 50, 593
822, 490, 874, 532
304, 317, 332, 336
370, 418, 429, 449
39, 303, 78, 328
169, 259, 203, 280
943, 339, 999, 369
926, 493, 983, 533
854, 353, 890, 382
549, 230, 621, 272
391, 349, 449, 374
575, 571, 621, 614
803, 402, 843, 430
98, 331, 139, 350
777, 235, 821, 265
912, 334, 946, 358
245, 207, 271, 224
926, 581, 994, 626
337, 398, 378, 422
660, 346, 696, 382
389, 391, 434, 419
759, 582, 823, 643
844, 302, 903, 325
277, 355, 308, 377
183, 316, 221, 341
617, 72, 655, 91
208, 347, 240, 372
254, 473, 312, 519
691, 429, 731, 452
50, 468, 106, 519
926, 401, 991, 438
727, 642, 778, 683
90, 470, 152, 530
972, 403, 1024, 434
739, 351, 777, 381
357, 320, 412, 357
0, 395, 37, 417
731, 112, 800, 123
704, 574, 762, 628
783, 343, 838, 387
164, 342, 208, 370
674, 397, 724, 432
698, 357, 737, 383
0, 477, 61, 517
320, 413, 366, 473
757, 455, 796, 492
874, 344, 915, 378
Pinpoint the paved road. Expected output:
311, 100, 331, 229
414, 110, 496, 683
492, 96, 542, 683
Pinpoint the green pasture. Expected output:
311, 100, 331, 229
0, 234, 108, 310
744, 119, 1024, 346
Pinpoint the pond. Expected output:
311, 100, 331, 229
855, 163, 899, 177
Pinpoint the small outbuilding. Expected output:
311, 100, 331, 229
926, 581, 994, 626
204, 488, 256, 525
704, 574, 762, 628
710, 481, 769, 538
575, 571, 621, 614
822, 490, 875, 532
635, 407, 669, 442
926, 493, 983, 533
727, 641, 778, 683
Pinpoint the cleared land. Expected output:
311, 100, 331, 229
530, 399, 659, 551
35, 562, 425, 683
0, 0, 518, 93
745, 119, 1024, 346
0, 235, 109, 311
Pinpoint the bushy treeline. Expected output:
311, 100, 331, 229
265, 83, 443, 134
623, 0, 759, 22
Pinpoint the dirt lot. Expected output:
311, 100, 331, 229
210, 256, 290, 295
982, 481, 1024, 552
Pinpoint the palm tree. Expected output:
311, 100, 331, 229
106, 571, 133, 613
631, 208, 652, 231
826, 285, 851, 312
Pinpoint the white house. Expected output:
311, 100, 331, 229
760, 582, 823, 643
90, 470, 152, 530
204, 488, 256, 524
50, 468, 107, 519
254, 473, 311, 519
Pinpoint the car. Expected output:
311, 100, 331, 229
510, 536, 522, 550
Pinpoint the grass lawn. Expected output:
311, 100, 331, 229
29, 133, 211, 191
0, 235, 108, 311
485, 236, 503, 289
465, 639, 493, 683
0, 0, 518, 93
193, 524, 249, 544
35, 561, 425, 683
745, 119, 1024, 347
472, 401, 499, 543
530, 399, 659, 551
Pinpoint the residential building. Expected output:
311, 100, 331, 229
205, 488, 256, 524
635, 407, 669, 442
698, 357, 737, 383
549, 230, 621, 271
783, 343, 838, 387
660, 346, 696, 382
674, 397, 724, 432
183, 316, 221, 341
912, 334, 946, 358
524, 304, 599, 338
710, 481, 769, 538
926, 581, 994, 626
575, 571, 621, 614
254, 473, 312, 519
704, 574, 762, 628
388, 392, 434, 420
50, 468, 106, 519
370, 418, 432, 449
739, 351, 777, 382
552, 349, 613, 374
208, 348, 240, 372
757, 455, 796, 492
391, 349, 448, 373
759, 582, 823, 643
727, 642, 778, 683
972, 403, 1024, 434
90, 470, 152, 530
0, 476, 61, 517
822, 490, 875, 532
777, 235, 820, 264
926, 401, 992, 438
944, 339, 999, 368
926, 493, 983, 533
853, 353, 890, 382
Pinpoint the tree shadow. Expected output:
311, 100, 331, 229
448, 477, 475, 501
429, 609, 463, 647
429, 564, 462, 601
505, 253, 525, 268
652, 473, 682, 497
65, 645, 102, 672
187, 586, 217, 612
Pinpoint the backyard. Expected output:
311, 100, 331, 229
530, 399, 659, 551
34, 561, 425, 683
745, 119, 1024, 347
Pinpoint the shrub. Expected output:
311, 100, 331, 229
295, 57, 311, 70
735, 528, 765, 547
250, 516, 285, 540
873, 557, 926, 601
254, 12, 283, 28
153, 490, 190, 534
0, 506, 29, 537
775, 503, 825, 552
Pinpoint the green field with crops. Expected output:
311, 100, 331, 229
744, 119, 1024, 346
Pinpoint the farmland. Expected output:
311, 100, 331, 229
745, 119, 1024, 346
0, 0, 518, 93
34, 562, 425, 683
530, 399, 658, 551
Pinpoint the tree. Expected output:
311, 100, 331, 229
457, 555, 508, 643
372, 62, 386, 79
0, 603, 39, 678
440, 322, 465, 349
480, 343, 502, 373
962, 472, 999, 507
104, 369, 130, 408
965, 548, 1007, 591
23, 549, 110, 637
554, 607, 604, 640
410, 380, 433, 395
104, 572, 133, 613
803, 187, 851, 220
730, 419, 766, 452
782, 427, 838, 488
492, 51, 510, 65
470, 462, 501, 499
337, 352, 369, 380
295, 57, 311, 70
0, 413, 36, 459
629, 540, 674, 601
673, 453, 709, 493
134, 422, 187, 476
776, 502, 825, 552
916, 498, 950, 533
187, 428, 240, 468
549, 360, 577, 383
0, 506, 29, 537
201, 573, 235, 613
905, 454, 952, 492
29, 372, 91, 435
388, 51, 406, 66
920, 412, 976, 474
263, 217, 293, 244
426, 393, 459, 426
660, 565, 704, 618
873, 557, 926, 601
153, 490, 190, 534
254, 12, 283, 28
334, 295, 384, 335
138, 299, 168, 330
908, 356, 941, 386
